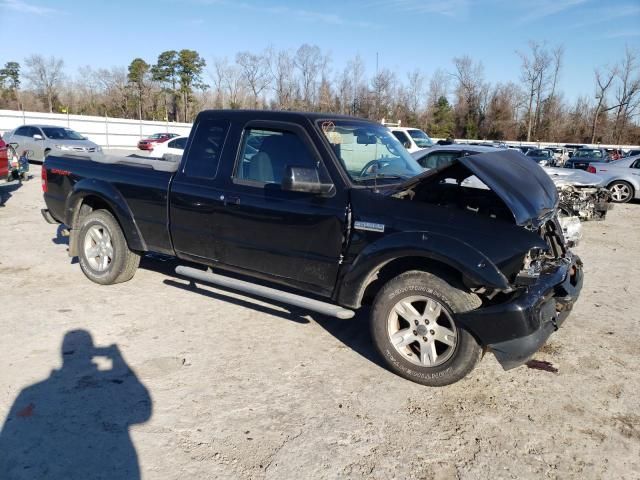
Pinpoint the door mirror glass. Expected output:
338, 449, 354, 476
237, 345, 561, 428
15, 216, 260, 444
282, 166, 334, 196
33, 134, 43, 140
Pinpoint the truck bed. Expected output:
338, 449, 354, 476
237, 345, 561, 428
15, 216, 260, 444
44, 153, 176, 255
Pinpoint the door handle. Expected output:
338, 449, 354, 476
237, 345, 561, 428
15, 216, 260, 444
220, 194, 241, 206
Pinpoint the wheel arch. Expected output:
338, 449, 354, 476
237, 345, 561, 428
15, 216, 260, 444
336, 232, 510, 309
65, 181, 146, 256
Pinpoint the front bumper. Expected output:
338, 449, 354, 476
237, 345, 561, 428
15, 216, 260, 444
457, 253, 583, 370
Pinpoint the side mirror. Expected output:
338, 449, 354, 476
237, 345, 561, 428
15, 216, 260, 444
282, 166, 334, 196
33, 134, 43, 141
403, 141, 412, 149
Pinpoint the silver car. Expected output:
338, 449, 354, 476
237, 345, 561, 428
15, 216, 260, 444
3, 124, 101, 161
589, 155, 640, 203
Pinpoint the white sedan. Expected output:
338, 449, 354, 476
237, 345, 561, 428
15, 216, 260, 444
150, 136, 188, 161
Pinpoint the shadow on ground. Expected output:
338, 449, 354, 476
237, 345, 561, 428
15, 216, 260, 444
155, 256, 386, 371
0, 182, 22, 207
0, 330, 152, 480
47, 235, 387, 373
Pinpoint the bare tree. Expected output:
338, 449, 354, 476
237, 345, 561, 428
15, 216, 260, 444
591, 65, 617, 143
371, 68, 396, 119
294, 44, 323, 108
267, 49, 296, 110
24, 54, 65, 113
426, 69, 450, 108
236, 51, 271, 108
451, 55, 486, 138
517, 42, 551, 141
212, 58, 244, 109
405, 69, 425, 115
613, 47, 640, 143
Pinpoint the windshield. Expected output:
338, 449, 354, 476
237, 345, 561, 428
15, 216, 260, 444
319, 120, 423, 184
574, 149, 602, 159
407, 129, 434, 148
526, 149, 550, 157
42, 127, 85, 140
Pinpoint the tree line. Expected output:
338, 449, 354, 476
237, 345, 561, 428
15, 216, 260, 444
1, 43, 639, 144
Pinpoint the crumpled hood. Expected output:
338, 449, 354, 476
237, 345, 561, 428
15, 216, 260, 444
542, 166, 605, 187
399, 150, 559, 227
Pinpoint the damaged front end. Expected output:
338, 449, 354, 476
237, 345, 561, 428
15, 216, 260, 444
557, 184, 612, 221
545, 166, 612, 221
393, 150, 584, 370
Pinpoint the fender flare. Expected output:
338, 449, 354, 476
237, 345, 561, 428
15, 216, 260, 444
64, 178, 147, 255
337, 231, 510, 308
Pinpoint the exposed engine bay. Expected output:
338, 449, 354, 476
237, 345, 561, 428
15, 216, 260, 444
392, 161, 516, 224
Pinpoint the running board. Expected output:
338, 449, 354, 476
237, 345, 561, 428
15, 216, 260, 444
175, 266, 355, 319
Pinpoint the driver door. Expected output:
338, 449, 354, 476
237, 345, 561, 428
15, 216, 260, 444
217, 123, 348, 294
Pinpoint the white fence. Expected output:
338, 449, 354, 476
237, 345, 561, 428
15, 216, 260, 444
0, 109, 193, 149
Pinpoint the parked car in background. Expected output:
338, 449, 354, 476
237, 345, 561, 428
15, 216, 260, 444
518, 145, 535, 155
564, 148, 609, 170
545, 147, 569, 166
543, 167, 611, 220
564, 144, 586, 158
389, 127, 434, 152
525, 148, 555, 166
587, 156, 640, 203
624, 149, 640, 157
137, 133, 179, 151
2, 125, 101, 162
149, 135, 188, 161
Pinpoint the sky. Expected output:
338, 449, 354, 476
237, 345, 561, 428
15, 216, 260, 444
1, 0, 639, 103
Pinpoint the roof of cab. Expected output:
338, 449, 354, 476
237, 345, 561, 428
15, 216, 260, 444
197, 109, 375, 124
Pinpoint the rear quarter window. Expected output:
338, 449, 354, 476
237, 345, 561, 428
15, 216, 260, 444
182, 119, 230, 178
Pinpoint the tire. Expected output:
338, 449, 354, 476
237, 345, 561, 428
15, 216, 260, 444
371, 270, 482, 387
77, 210, 140, 285
608, 180, 634, 203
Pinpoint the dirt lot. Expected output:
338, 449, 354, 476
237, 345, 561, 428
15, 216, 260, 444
1, 164, 639, 479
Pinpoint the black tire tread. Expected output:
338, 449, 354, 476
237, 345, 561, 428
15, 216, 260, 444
77, 209, 140, 285
371, 270, 482, 387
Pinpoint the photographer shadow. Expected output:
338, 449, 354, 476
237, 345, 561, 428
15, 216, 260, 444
0, 330, 152, 479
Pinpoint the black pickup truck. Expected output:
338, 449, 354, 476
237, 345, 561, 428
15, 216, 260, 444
41, 110, 583, 386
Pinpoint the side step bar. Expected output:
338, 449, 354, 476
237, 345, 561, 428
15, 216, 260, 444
175, 266, 355, 319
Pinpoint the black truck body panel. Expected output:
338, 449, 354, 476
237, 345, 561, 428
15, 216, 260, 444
42, 109, 583, 370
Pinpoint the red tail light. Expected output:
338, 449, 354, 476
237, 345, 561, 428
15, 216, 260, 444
41, 167, 48, 193
586, 166, 596, 174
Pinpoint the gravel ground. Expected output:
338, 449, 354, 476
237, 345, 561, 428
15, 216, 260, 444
0, 165, 639, 479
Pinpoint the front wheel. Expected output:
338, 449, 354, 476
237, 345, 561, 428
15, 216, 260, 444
371, 270, 482, 386
77, 210, 140, 285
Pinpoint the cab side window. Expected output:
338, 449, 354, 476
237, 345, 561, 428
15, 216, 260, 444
234, 128, 320, 185
183, 119, 230, 178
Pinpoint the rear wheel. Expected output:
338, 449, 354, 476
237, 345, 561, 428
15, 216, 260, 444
370, 270, 482, 386
77, 210, 140, 285
609, 181, 634, 203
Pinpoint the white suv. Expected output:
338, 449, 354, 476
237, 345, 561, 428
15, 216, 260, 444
387, 126, 434, 153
